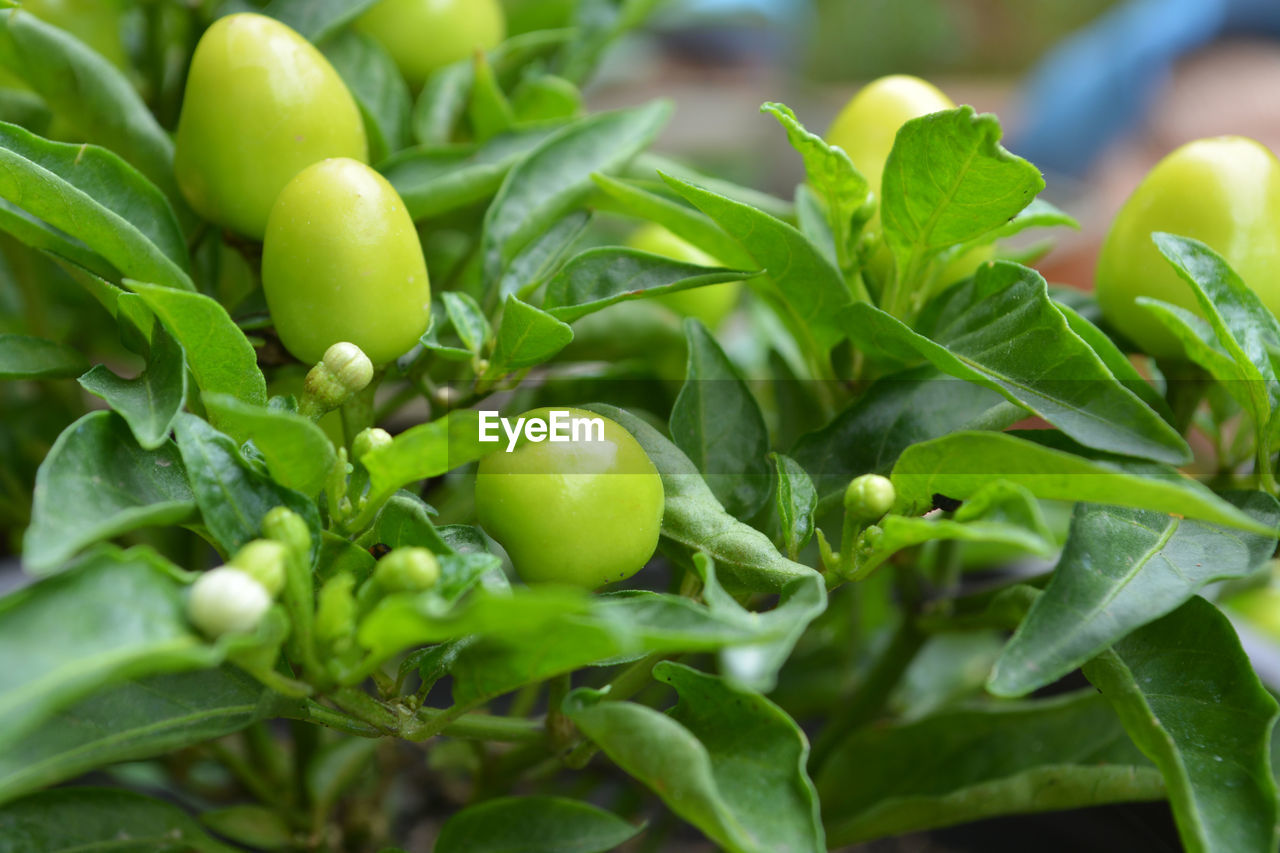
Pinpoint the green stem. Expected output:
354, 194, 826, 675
340, 373, 382, 448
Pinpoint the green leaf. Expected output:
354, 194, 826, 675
440, 291, 491, 356
854, 480, 1056, 579
585, 404, 816, 592
671, 320, 771, 519
0, 122, 191, 291
127, 280, 267, 408
359, 493, 450, 556
201, 805, 293, 851
323, 30, 411, 162
0, 333, 87, 380
986, 197, 1079, 241
761, 101, 868, 281
880, 107, 1042, 308
0, 667, 280, 804
1083, 597, 1280, 853
0, 546, 223, 752
770, 453, 816, 560
489, 295, 573, 372
435, 796, 642, 853
78, 322, 187, 450
989, 493, 1280, 697
566, 662, 823, 853
0, 10, 192, 226
382, 126, 560, 221
542, 247, 755, 323
817, 691, 1162, 845
510, 74, 582, 124
360, 410, 488, 517
661, 170, 850, 352
497, 210, 589, 301
467, 52, 516, 142
843, 262, 1191, 465
262, 0, 381, 43
174, 413, 321, 559
1057, 299, 1173, 421
24, 412, 195, 573
202, 393, 336, 498
890, 430, 1275, 536
0, 788, 237, 853
305, 738, 378, 824
791, 365, 1017, 500
589, 172, 753, 269
421, 300, 479, 362
482, 101, 671, 285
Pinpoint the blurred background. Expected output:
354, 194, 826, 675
566, 0, 1280, 292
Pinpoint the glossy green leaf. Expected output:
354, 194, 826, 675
990, 493, 1280, 697
0, 333, 87, 380
1057, 299, 1172, 420
482, 101, 671, 285
817, 691, 1161, 845
844, 262, 1191, 464
441, 291, 490, 355
383, 126, 559, 221
586, 403, 815, 592
78, 322, 187, 450
489, 295, 573, 371
497, 209, 589, 301
543, 247, 754, 323
24, 412, 195, 573
324, 29, 410, 162
0, 788, 237, 853
661, 171, 849, 352
566, 662, 823, 853
0, 546, 220, 752
0, 10, 191, 225
671, 320, 771, 519
0, 123, 191, 291
467, 52, 515, 142
436, 796, 641, 853
791, 365, 1017, 500
891, 430, 1274, 536
1084, 597, 1279, 853
174, 414, 320, 559
0, 667, 280, 804
880, 107, 1042, 306
128, 280, 267, 408
360, 410, 487, 517
202, 393, 336, 498
510, 74, 581, 124
263, 0, 381, 43
770, 453, 816, 560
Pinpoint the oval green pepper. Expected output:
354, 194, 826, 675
355, 0, 505, 88
475, 407, 664, 587
1096, 135, 1280, 359
174, 13, 368, 238
262, 158, 431, 366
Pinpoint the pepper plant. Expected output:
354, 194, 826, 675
1, 1, 1279, 852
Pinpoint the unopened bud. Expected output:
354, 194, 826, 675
352, 427, 393, 462
374, 547, 441, 593
844, 474, 895, 522
188, 567, 271, 638
299, 342, 374, 416
227, 539, 287, 597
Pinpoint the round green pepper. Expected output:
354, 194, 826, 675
355, 0, 506, 88
262, 158, 431, 366
475, 407, 664, 587
627, 223, 742, 330
1096, 136, 1280, 359
174, 13, 368, 239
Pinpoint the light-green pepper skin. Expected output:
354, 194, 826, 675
174, 13, 368, 239
1096, 136, 1280, 359
262, 158, 431, 366
355, 0, 505, 87
475, 407, 664, 588
627, 223, 741, 330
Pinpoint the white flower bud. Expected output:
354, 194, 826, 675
188, 567, 271, 638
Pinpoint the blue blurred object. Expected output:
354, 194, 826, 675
1008, 0, 1280, 178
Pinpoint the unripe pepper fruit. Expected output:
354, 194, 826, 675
355, 0, 505, 88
